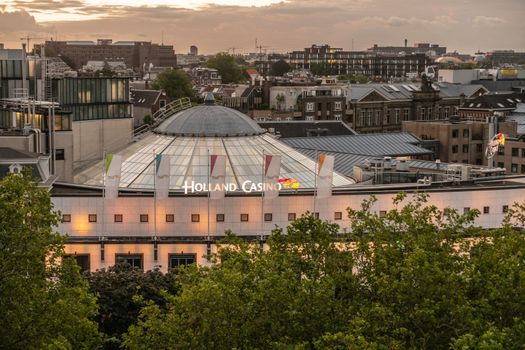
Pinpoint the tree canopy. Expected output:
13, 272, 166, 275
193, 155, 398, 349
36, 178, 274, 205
0, 171, 103, 349
270, 59, 291, 76
150, 69, 194, 100
206, 53, 244, 83
123, 193, 525, 349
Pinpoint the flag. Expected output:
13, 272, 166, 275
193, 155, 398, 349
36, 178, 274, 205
105, 153, 122, 199
316, 154, 334, 199
209, 154, 226, 200
263, 154, 281, 199
155, 154, 171, 199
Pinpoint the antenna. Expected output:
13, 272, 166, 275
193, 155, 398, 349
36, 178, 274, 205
161, 31, 164, 45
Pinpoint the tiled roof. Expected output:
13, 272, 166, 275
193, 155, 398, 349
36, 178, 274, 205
131, 89, 164, 107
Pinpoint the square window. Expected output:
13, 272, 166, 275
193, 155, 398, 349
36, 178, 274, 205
264, 213, 273, 222
240, 213, 249, 222
511, 164, 518, 173
140, 214, 148, 223
463, 207, 470, 214
115, 254, 143, 269
191, 214, 200, 223
88, 214, 97, 223
114, 214, 123, 223
169, 253, 196, 269
379, 210, 387, 217
62, 214, 71, 223
216, 213, 225, 222
288, 213, 296, 221
452, 129, 459, 138
334, 212, 342, 220
55, 148, 65, 160
502, 205, 509, 213
483, 206, 490, 214
165, 214, 174, 223
452, 145, 458, 154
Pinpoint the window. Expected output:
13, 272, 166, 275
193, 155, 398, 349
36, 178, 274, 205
404, 109, 409, 120
62, 214, 71, 222
463, 144, 469, 153
264, 213, 273, 222
88, 214, 97, 223
116, 254, 143, 269
334, 101, 342, 111
165, 214, 174, 223
216, 213, 225, 222
240, 214, 249, 222
483, 206, 490, 214
511, 163, 518, 173
463, 207, 470, 214
169, 253, 196, 269
379, 210, 387, 217
498, 147, 505, 156
191, 214, 200, 223
444, 107, 449, 118
64, 254, 90, 273
522, 164, 525, 173
452, 145, 458, 154
452, 129, 459, 138
55, 148, 65, 160
334, 212, 342, 220
288, 213, 296, 221
114, 214, 123, 223
306, 115, 314, 121
140, 214, 148, 223
476, 144, 483, 152
512, 148, 519, 157
522, 149, 525, 158
314, 212, 319, 219
305, 102, 314, 112
497, 162, 504, 168
463, 129, 470, 138
502, 205, 509, 213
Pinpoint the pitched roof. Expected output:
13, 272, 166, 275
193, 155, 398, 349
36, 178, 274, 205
460, 92, 525, 110
130, 89, 164, 107
258, 121, 356, 138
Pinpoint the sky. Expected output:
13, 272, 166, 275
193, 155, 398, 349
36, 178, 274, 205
1, 0, 524, 54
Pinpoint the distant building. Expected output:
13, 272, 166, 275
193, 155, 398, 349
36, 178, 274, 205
368, 42, 446, 56
130, 89, 168, 127
487, 50, 525, 66
44, 39, 177, 71
190, 45, 198, 56
457, 92, 525, 121
191, 67, 222, 86
288, 44, 430, 79
298, 87, 347, 121
258, 120, 356, 138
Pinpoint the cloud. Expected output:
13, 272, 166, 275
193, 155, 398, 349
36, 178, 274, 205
0, 9, 43, 31
472, 15, 506, 26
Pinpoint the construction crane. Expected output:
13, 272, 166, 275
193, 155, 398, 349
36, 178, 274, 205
20, 35, 45, 53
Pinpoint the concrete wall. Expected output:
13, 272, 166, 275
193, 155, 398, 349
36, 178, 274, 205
0, 135, 34, 152
54, 131, 74, 182
53, 183, 525, 271
72, 118, 133, 170
438, 69, 479, 84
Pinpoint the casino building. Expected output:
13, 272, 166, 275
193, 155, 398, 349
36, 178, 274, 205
48, 95, 525, 272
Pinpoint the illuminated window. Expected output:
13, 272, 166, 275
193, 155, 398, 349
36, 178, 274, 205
140, 214, 148, 223
264, 213, 273, 222
88, 214, 97, 223
62, 214, 71, 223
216, 214, 225, 222
240, 214, 249, 222
191, 214, 200, 223
334, 212, 342, 220
114, 214, 123, 223
165, 214, 174, 223
288, 213, 296, 221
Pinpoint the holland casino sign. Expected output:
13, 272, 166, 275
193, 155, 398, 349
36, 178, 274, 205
183, 180, 284, 194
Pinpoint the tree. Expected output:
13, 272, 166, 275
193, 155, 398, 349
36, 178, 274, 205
150, 69, 194, 100
86, 264, 178, 349
123, 193, 525, 349
310, 62, 334, 76
206, 53, 243, 83
270, 59, 291, 76
0, 171, 103, 349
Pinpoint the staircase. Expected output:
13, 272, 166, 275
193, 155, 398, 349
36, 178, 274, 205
133, 97, 192, 139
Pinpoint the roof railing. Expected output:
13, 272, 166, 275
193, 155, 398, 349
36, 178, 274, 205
133, 97, 192, 139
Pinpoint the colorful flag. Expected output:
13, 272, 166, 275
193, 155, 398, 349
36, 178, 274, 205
155, 154, 171, 199
209, 154, 226, 200
316, 154, 334, 199
264, 154, 281, 199
104, 153, 122, 199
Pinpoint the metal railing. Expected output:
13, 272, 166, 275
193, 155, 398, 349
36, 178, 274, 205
133, 97, 192, 139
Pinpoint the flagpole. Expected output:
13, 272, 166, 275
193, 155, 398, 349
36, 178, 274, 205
207, 149, 210, 241
261, 150, 265, 241
153, 151, 157, 241
313, 150, 318, 217
102, 150, 106, 265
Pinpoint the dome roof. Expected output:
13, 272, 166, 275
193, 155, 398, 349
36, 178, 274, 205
154, 105, 265, 137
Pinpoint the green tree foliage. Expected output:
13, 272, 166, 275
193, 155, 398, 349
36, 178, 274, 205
206, 53, 244, 83
86, 264, 178, 349
123, 193, 525, 349
338, 74, 369, 84
270, 59, 291, 76
150, 69, 194, 99
0, 171, 103, 349
310, 62, 335, 76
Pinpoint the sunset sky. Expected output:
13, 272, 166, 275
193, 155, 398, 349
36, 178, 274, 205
1, 0, 523, 54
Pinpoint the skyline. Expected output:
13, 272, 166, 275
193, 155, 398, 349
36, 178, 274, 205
1, 0, 524, 54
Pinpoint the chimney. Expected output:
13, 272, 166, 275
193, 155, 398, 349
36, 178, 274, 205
404, 39, 407, 47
